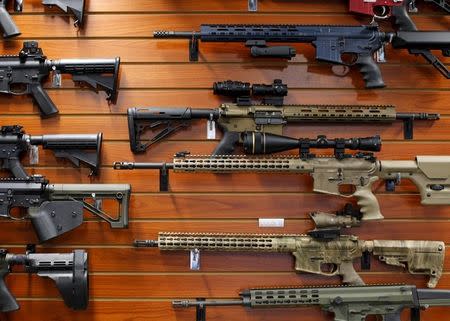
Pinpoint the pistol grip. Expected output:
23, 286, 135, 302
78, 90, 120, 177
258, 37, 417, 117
391, 0, 418, 31
29, 83, 59, 117
4, 157, 28, 178
356, 54, 385, 89
0, 270, 19, 312
0, 6, 20, 38
353, 176, 384, 220
212, 131, 240, 155
29, 201, 84, 243
338, 261, 365, 285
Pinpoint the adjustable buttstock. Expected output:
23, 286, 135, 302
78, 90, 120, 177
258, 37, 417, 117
373, 240, 445, 288
41, 0, 86, 26
0, 3, 20, 38
0, 268, 19, 312
42, 133, 103, 176
127, 107, 201, 153
70, 57, 121, 103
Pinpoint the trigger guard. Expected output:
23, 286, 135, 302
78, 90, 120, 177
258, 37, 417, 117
331, 65, 351, 77
373, 6, 390, 19
319, 263, 339, 276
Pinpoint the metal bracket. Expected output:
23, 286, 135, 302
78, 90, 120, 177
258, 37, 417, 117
159, 164, 169, 192
195, 299, 206, 321
189, 37, 199, 62
403, 118, 413, 140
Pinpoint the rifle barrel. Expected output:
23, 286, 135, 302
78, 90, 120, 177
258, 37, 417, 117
113, 162, 174, 170
154, 31, 198, 38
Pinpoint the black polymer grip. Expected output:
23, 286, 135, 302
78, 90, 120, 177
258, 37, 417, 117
391, 1, 418, 31
29, 83, 59, 117
355, 54, 385, 89
0, 265, 18, 312
6, 157, 28, 178
212, 131, 241, 155
0, 4, 20, 38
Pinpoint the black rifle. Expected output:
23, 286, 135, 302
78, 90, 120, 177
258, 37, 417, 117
0, 245, 88, 312
0, 175, 130, 242
153, 25, 450, 89
0, 0, 85, 38
0, 41, 120, 117
0, 125, 102, 177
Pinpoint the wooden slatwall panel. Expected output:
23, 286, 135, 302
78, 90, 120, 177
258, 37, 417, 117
0, 0, 449, 320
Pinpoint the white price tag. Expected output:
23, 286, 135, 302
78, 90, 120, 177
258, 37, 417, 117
190, 249, 200, 270
258, 218, 285, 228
206, 119, 216, 139
29, 145, 39, 165
51, 66, 62, 87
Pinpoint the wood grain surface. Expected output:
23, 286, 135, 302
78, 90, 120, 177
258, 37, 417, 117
0, 0, 449, 320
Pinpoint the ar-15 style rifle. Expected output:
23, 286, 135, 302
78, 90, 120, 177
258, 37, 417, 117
135, 232, 445, 288
0, 175, 130, 242
0, 41, 120, 117
114, 152, 450, 220
0, 0, 85, 38
0, 125, 102, 177
0, 245, 88, 312
128, 80, 438, 154
173, 284, 450, 321
153, 25, 450, 89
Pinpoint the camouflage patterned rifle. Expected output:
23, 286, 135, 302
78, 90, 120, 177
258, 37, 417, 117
173, 284, 450, 321
0, 246, 88, 312
114, 153, 450, 220
135, 232, 445, 288
128, 89, 439, 154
